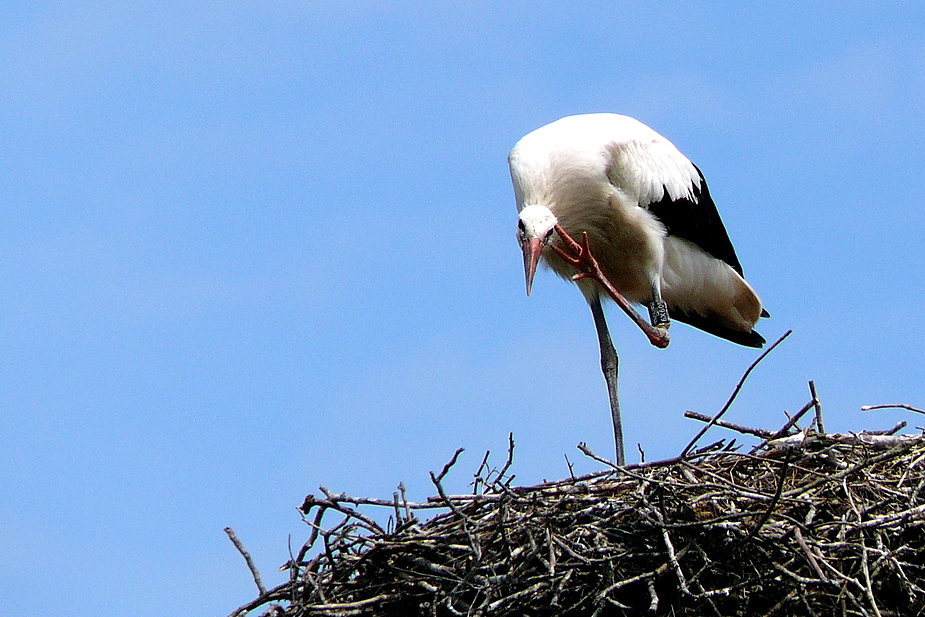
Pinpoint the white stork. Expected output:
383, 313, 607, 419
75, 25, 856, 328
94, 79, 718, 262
510, 113, 767, 464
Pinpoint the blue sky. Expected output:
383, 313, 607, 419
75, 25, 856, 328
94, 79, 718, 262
2, 2, 924, 615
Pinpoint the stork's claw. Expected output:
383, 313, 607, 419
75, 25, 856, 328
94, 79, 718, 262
551, 224, 670, 349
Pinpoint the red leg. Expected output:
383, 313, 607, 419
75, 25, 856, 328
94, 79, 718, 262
551, 225, 670, 349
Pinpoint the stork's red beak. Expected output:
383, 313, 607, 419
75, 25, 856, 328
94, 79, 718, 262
522, 237, 543, 296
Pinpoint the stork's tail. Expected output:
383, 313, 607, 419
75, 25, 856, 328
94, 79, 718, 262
668, 307, 766, 348
661, 237, 767, 347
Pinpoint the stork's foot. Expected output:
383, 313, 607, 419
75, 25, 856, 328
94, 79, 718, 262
550, 224, 670, 349
647, 325, 670, 349
648, 300, 670, 329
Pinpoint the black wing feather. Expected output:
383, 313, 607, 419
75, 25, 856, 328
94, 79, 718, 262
646, 164, 767, 347
647, 164, 745, 276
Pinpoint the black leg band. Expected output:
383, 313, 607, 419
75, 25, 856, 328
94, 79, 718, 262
648, 300, 670, 328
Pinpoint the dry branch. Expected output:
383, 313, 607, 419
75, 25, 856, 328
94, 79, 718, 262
225, 527, 266, 596
680, 329, 791, 457
862, 403, 925, 415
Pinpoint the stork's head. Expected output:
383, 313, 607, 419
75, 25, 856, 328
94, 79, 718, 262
516, 204, 558, 296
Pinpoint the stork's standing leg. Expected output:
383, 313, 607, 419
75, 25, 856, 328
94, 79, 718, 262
589, 292, 625, 466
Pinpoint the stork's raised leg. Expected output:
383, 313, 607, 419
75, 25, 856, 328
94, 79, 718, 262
589, 292, 624, 465
551, 225, 670, 349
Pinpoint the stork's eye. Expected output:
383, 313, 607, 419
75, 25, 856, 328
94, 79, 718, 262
516, 220, 527, 241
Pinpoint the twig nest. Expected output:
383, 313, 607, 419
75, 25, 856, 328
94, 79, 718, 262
233, 431, 925, 616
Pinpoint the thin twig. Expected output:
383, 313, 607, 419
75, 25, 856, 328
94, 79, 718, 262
654, 507, 691, 596
430, 448, 474, 524
681, 329, 792, 458
297, 503, 328, 562
854, 503, 925, 529
473, 449, 491, 495
647, 578, 659, 613
577, 442, 659, 484
793, 526, 827, 582
398, 482, 413, 522
684, 410, 776, 438
746, 449, 793, 539
392, 491, 402, 526
862, 403, 925, 415
865, 420, 907, 435
225, 527, 267, 596
315, 488, 386, 534
809, 380, 825, 433
598, 547, 691, 598
300, 593, 401, 613
858, 533, 883, 617
751, 400, 817, 453
564, 454, 575, 480
498, 433, 516, 482
435, 448, 465, 483
227, 582, 291, 617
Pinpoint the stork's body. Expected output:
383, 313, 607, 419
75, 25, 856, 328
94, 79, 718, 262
510, 113, 766, 464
